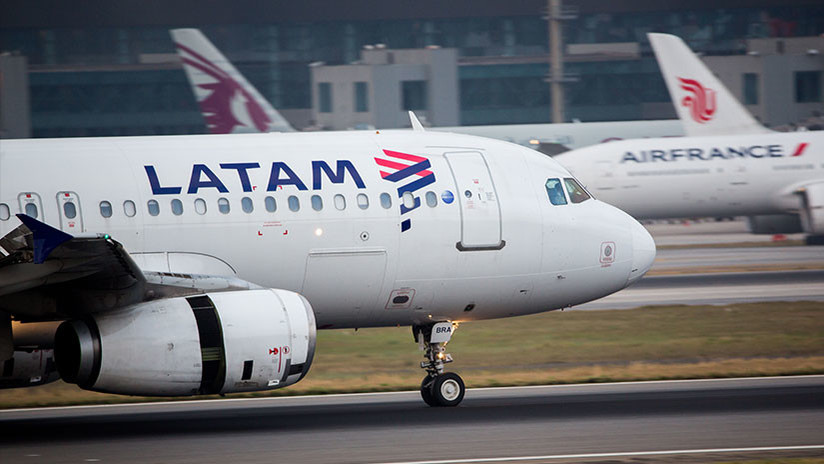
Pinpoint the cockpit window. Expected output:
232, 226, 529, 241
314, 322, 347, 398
564, 178, 591, 204
545, 178, 567, 205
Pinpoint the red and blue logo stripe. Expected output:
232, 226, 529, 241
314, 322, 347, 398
374, 149, 436, 232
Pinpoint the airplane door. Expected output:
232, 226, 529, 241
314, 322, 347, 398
301, 249, 387, 326
17, 192, 44, 221
56, 191, 83, 233
444, 152, 503, 250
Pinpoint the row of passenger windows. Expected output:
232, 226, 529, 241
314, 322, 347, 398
545, 178, 592, 206
0, 191, 444, 221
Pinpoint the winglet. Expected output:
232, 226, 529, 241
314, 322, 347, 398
16, 214, 73, 264
408, 111, 425, 132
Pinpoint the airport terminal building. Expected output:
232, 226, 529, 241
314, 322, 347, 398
1, 0, 823, 137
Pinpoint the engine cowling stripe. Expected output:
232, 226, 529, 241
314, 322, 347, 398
187, 295, 226, 395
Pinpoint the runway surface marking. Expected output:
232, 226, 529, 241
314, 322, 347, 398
3, 374, 822, 414
374, 445, 824, 464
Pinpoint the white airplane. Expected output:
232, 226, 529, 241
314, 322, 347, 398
171, 29, 296, 134
0, 121, 655, 406
172, 28, 683, 150
555, 33, 824, 245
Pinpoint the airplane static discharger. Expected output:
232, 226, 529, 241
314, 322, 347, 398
0, 116, 655, 407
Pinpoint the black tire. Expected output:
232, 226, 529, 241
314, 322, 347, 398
805, 235, 824, 246
420, 375, 438, 407
431, 372, 465, 407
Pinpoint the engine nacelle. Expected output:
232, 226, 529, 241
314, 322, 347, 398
0, 349, 59, 389
745, 214, 803, 234
54, 289, 316, 396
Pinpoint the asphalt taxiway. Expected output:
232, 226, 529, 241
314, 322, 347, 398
577, 269, 824, 309
2, 376, 823, 463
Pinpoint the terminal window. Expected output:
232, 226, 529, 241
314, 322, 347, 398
795, 71, 821, 103
355, 82, 369, 112
319, 82, 333, 113
402, 80, 427, 111
743, 73, 759, 105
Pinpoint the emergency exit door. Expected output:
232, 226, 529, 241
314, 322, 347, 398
444, 152, 503, 250
56, 191, 83, 233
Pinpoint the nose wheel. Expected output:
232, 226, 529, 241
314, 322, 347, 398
414, 322, 466, 407
421, 372, 465, 407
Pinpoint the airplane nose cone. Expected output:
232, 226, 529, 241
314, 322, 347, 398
628, 220, 656, 285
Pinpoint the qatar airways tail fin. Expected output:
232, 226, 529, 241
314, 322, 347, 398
170, 28, 295, 134
648, 33, 771, 136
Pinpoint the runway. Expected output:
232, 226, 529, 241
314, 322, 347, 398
576, 269, 824, 309
653, 246, 824, 271
2, 376, 823, 463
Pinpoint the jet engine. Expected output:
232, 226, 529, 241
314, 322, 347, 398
746, 214, 803, 234
1, 349, 59, 389
54, 289, 315, 396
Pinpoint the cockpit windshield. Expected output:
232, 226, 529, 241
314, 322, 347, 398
563, 178, 591, 203
545, 178, 567, 205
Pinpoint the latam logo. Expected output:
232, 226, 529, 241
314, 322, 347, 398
175, 42, 272, 134
678, 77, 716, 124
144, 160, 366, 194
621, 143, 808, 163
374, 150, 436, 232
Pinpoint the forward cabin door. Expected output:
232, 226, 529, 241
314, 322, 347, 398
55, 191, 84, 233
444, 152, 503, 250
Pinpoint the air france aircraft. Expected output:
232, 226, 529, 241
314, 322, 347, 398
555, 33, 824, 245
171, 28, 683, 150
0, 121, 655, 406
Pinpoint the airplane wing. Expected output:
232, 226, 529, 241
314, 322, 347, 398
0, 214, 147, 319
0, 215, 260, 321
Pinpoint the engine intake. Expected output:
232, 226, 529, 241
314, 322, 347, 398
55, 289, 316, 396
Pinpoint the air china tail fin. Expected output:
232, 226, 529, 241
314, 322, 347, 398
648, 33, 771, 136
170, 28, 295, 134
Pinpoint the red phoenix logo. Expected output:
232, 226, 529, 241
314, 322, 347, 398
677, 77, 716, 124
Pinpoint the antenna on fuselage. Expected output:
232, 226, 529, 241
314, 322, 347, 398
408, 111, 426, 132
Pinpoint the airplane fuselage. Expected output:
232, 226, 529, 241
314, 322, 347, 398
556, 131, 823, 219
1, 131, 654, 329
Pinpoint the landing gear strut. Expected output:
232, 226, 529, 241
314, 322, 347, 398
414, 322, 465, 407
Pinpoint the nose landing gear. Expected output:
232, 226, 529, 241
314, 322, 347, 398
414, 322, 465, 407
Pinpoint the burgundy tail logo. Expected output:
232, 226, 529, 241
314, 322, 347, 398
175, 42, 271, 134
678, 77, 716, 124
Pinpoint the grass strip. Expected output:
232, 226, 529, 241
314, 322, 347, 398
2, 301, 822, 409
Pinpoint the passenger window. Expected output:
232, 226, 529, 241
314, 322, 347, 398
63, 201, 77, 219
425, 191, 437, 207
171, 199, 183, 216
380, 193, 392, 209
288, 195, 300, 212
564, 178, 591, 204
334, 194, 346, 210
218, 198, 230, 214
194, 198, 207, 215
357, 193, 369, 210
99, 201, 113, 218
265, 196, 277, 212
241, 197, 254, 213
123, 200, 136, 217
0, 203, 9, 221
545, 178, 567, 206
24, 203, 38, 218
402, 191, 415, 209
147, 200, 160, 216
311, 195, 323, 211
